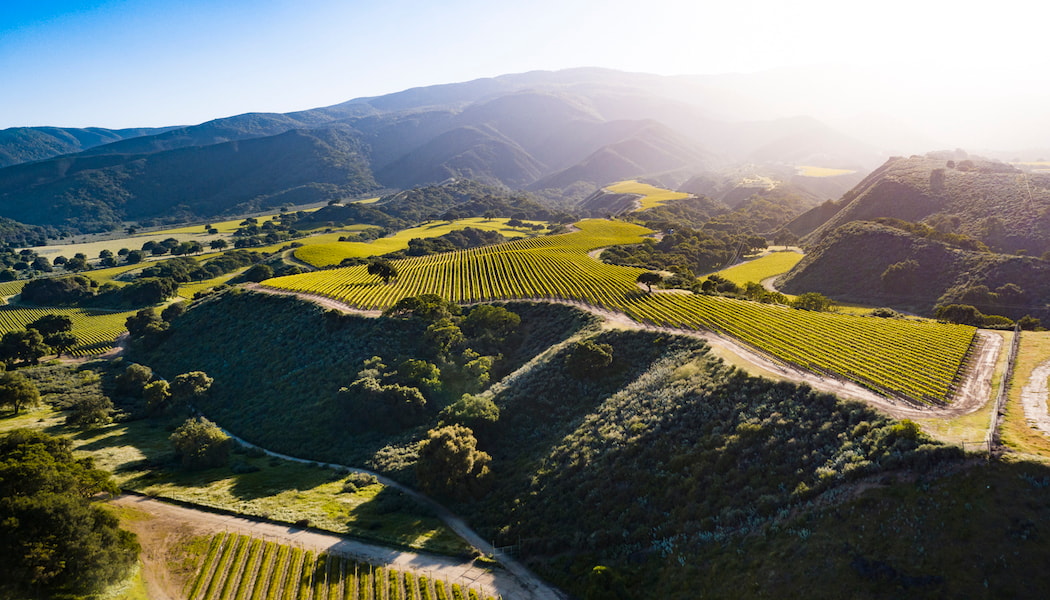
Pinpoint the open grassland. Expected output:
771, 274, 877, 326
796, 165, 857, 177
349, 197, 381, 204
143, 206, 325, 236
293, 217, 547, 268
0, 403, 471, 556
188, 533, 496, 600
604, 180, 691, 210
714, 250, 804, 288
1002, 330, 1050, 458
266, 219, 976, 405
0, 305, 132, 355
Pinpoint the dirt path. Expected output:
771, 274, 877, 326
200, 426, 566, 600
110, 494, 550, 600
251, 284, 1000, 421
1020, 359, 1050, 436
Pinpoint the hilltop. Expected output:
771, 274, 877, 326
779, 220, 1050, 319
798, 152, 1050, 255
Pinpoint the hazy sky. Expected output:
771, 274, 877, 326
3, 0, 1049, 145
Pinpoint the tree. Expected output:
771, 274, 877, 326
171, 371, 213, 405
27, 314, 73, 336
461, 305, 520, 352
209, 238, 229, 251
565, 340, 614, 377
934, 304, 986, 327
383, 294, 457, 321
116, 363, 153, 396
637, 272, 663, 293
143, 380, 171, 413
0, 429, 138, 597
242, 264, 274, 283
66, 395, 115, 427
0, 372, 39, 415
125, 308, 168, 340
31, 256, 53, 272
439, 394, 500, 438
791, 292, 832, 312
161, 301, 188, 322
416, 424, 492, 500
46, 331, 78, 357
169, 417, 231, 469
0, 329, 49, 366
367, 258, 398, 284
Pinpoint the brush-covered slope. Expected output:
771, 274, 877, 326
127, 288, 1050, 599
780, 221, 1050, 319
0, 125, 378, 232
806, 153, 1050, 255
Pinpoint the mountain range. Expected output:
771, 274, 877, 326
0, 68, 899, 235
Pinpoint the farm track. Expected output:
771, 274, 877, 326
247, 284, 1000, 422
111, 494, 561, 600
1020, 359, 1050, 435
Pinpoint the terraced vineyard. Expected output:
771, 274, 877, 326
188, 533, 498, 600
0, 305, 133, 356
264, 219, 977, 405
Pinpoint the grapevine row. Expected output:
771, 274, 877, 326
189, 533, 499, 600
265, 219, 977, 404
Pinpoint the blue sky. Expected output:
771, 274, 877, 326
2, 0, 1049, 131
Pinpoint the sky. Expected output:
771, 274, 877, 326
2, 0, 1049, 147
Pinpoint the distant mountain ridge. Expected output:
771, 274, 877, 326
0, 68, 893, 234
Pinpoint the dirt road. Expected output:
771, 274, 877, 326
1020, 359, 1050, 436
111, 494, 560, 600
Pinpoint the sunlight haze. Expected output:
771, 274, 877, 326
2, 0, 1048, 150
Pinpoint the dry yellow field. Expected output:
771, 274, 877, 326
796, 166, 857, 177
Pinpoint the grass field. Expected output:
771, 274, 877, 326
604, 180, 692, 210
293, 217, 548, 268
796, 165, 857, 177
0, 403, 471, 556
714, 250, 804, 288
349, 197, 381, 204
1002, 331, 1050, 459
266, 218, 976, 405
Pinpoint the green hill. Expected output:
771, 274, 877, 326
0, 126, 378, 232
0, 125, 174, 167
805, 153, 1050, 255
123, 289, 1050, 598
780, 220, 1050, 319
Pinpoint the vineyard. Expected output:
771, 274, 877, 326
603, 180, 692, 210
265, 219, 977, 405
293, 217, 547, 268
188, 533, 498, 600
0, 305, 133, 356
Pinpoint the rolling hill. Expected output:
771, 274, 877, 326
801, 153, 1050, 255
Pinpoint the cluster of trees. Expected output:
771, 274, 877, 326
383, 227, 509, 260
0, 313, 79, 366
0, 429, 139, 597
934, 304, 1042, 330
602, 225, 767, 283
20, 273, 179, 308
230, 215, 307, 248
338, 296, 522, 443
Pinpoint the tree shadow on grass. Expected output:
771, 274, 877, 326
227, 458, 339, 502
